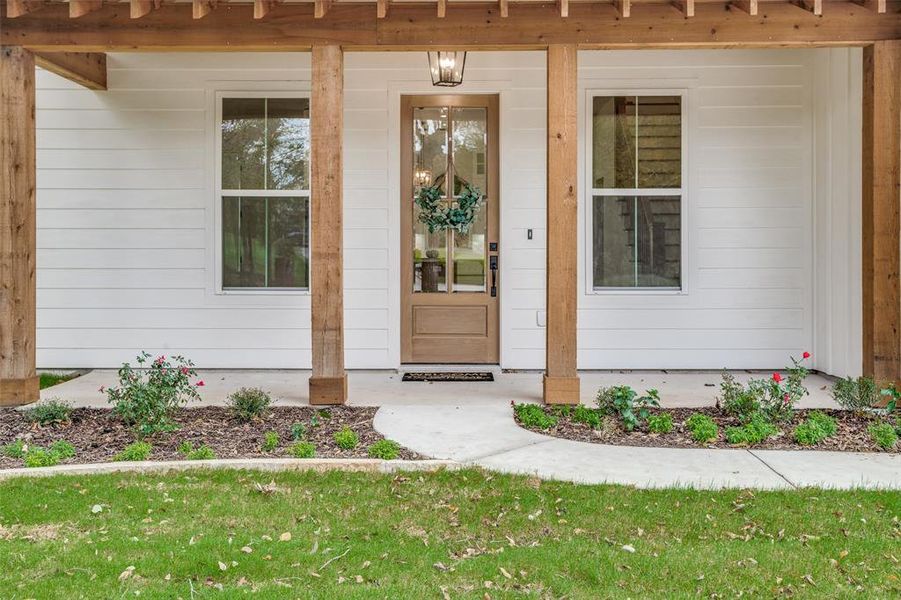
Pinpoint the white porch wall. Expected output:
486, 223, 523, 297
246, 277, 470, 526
33, 49, 861, 374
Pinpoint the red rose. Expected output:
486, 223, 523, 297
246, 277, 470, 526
196, 380, 205, 387
180, 367, 189, 375
802, 351, 811, 359
772, 373, 782, 383
783, 393, 790, 404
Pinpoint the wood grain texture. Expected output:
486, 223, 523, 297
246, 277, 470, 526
2, 4, 899, 51
0, 46, 38, 406
544, 44, 579, 404
69, 0, 102, 18
33, 51, 106, 90
862, 40, 901, 383
309, 43, 346, 404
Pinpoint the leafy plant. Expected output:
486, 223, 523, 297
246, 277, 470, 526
724, 415, 778, 446
334, 427, 359, 450
717, 373, 764, 423
49, 440, 75, 459
367, 439, 401, 460
24, 447, 60, 468
831, 376, 881, 412
2, 439, 27, 459
717, 354, 812, 424
178, 441, 216, 460
104, 352, 202, 438
880, 384, 900, 413
647, 413, 674, 434
114, 441, 152, 462
868, 422, 898, 450
227, 387, 271, 422
290, 422, 306, 441
685, 413, 718, 443
513, 403, 558, 430
24, 398, 72, 426
596, 386, 660, 431
572, 405, 602, 429
289, 441, 316, 459
261, 431, 279, 453
793, 411, 837, 446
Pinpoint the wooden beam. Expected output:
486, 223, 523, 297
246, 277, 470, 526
377, 0, 387, 18
793, 0, 823, 15
309, 43, 347, 406
673, 0, 695, 17
499, 0, 508, 17
33, 51, 106, 89
3, 4, 900, 52
851, 0, 886, 13
69, 0, 102, 18
731, 0, 758, 15
437, 0, 446, 18
315, 0, 331, 18
557, 0, 568, 17
615, 0, 631, 18
130, 0, 159, 19
544, 44, 579, 405
6, 0, 42, 18
862, 40, 901, 384
192, 0, 214, 19
0, 46, 39, 407
254, 0, 274, 19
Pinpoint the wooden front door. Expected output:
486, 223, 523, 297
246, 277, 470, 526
401, 94, 500, 364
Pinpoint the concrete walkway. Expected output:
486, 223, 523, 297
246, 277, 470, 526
373, 405, 901, 490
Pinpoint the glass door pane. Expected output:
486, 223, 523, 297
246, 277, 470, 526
412, 106, 449, 293
451, 107, 488, 293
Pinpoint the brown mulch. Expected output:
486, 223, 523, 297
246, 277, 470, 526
0, 406, 422, 469
516, 406, 899, 453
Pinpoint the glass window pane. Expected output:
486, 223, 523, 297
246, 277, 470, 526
222, 98, 266, 190
267, 98, 310, 191
636, 196, 681, 287
222, 197, 266, 288
453, 205, 487, 293
592, 196, 637, 288
451, 107, 487, 196
637, 96, 681, 189
591, 96, 637, 189
268, 197, 309, 288
413, 204, 448, 293
413, 107, 449, 195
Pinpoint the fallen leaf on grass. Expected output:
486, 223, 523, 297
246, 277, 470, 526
241, 546, 253, 554
118, 566, 135, 581
621, 545, 636, 553
91, 505, 103, 514
499, 567, 512, 579
279, 532, 292, 542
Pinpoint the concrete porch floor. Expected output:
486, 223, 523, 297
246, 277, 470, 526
38, 369, 839, 409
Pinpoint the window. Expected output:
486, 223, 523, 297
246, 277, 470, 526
219, 96, 310, 290
590, 95, 683, 290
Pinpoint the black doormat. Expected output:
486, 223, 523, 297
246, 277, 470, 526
401, 372, 495, 382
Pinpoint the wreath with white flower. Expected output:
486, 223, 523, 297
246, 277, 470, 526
414, 177, 484, 235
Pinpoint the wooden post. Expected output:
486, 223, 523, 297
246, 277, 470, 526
0, 46, 38, 407
309, 44, 347, 405
544, 44, 580, 405
862, 40, 901, 383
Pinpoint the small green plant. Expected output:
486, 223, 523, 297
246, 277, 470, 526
2, 439, 27, 459
227, 387, 271, 422
724, 415, 778, 446
686, 413, 719, 443
793, 411, 837, 446
367, 439, 401, 460
647, 412, 673, 434
289, 441, 316, 458
290, 422, 306, 441
114, 441, 152, 462
596, 386, 660, 431
24, 447, 60, 468
333, 427, 359, 450
49, 440, 75, 459
24, 398, 72, 426
513, 403, 558, 430
868, 422, 898, 450
571, 404, 602, 429
831, 376, 881, 412
551, 405, 572, 418
178, 441, 216, 460
718, 373, 764, 423
880, 384, 900, 413
261, 431, 279, 453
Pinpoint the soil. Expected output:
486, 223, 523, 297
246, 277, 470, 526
515, 406, 900, 453
0, 406, 422, 469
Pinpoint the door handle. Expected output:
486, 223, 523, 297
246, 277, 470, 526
489, 255, 498, 297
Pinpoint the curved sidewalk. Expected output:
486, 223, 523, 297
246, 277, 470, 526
374, 405, 901, 490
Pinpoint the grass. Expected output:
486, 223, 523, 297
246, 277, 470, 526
0, 469, 898, 598
39, 372, 78, 390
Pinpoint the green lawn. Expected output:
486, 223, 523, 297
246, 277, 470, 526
0, 469, 898, 598
39, 372, 78, 389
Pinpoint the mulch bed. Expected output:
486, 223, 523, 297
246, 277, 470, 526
516, 406, 899, 453
0, 406, 422, 469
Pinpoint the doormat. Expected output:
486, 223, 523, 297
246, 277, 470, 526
401, 372, 495, 382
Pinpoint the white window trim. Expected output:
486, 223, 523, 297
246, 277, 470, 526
213, 90, 312, 296
583, 87, 690, 296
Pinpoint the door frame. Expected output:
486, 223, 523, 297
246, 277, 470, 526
399, 93, 501, 364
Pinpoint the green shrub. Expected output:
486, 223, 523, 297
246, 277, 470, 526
596, 386, 660, 431
793, 411, 837, 446
261, 431, 279, 453
686, 413, 718, 443
24, 447, 60, 468
367, 439, 401, 460
551, 405, 572, 418
24, 398, 72, 426
290, 441, 316, 458
114, 441, 152, 462
868, 423, 898, 450
647, 412, 673, 434
227, 387, 271, 422
104, 352, 201, 438
333, 427, 359, 450
718, 373, 764, 423
725, 415, 778, 446
2, 439, 27, 459
178, 441, 216, 460
290, 422, 306, 441
49, 440, 75, 459
831, 376, 881, 412
571, 404, 602, 429
513, 403, 558, 430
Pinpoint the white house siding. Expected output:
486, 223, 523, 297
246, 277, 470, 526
34, 49, 861, 374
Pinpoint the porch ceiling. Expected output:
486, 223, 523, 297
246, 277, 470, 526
1, 1, 899, 51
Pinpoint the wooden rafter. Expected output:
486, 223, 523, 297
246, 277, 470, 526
69, 0, 102, 18
673, 0, 695, 17
615, 0, 631, 17
557, 0, 568, 17
437, 0, 446, 18
731, 0, 758, 15
253, 0, 279, 19
793, 0, 823, 15
851, 0, 886, 13
377, 0, 388, 18
314, 0, 331, 18
499, 0, 508, 18
192, 0, 215, 19
6, 0, 42, 18
33, 51, 107, 89
130, 0, 161, 19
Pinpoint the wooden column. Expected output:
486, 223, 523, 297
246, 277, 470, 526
862, 40, 901, 383
544, 44, 580, 404
0, 46, 38, 406
309, 44, 347, 405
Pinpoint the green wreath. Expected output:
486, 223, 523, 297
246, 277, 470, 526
414, 179, 484, 235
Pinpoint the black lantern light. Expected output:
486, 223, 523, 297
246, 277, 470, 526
427, 51, 466, 87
